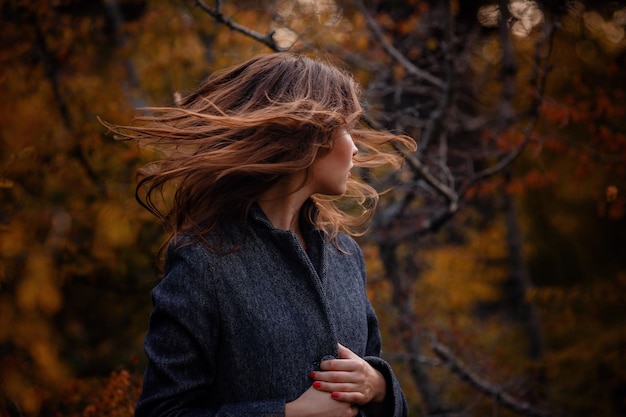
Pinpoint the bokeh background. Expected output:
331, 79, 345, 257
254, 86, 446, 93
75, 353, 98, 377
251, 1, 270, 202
1, 0, 625, 416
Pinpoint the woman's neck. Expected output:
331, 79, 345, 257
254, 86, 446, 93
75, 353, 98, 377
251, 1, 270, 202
256, 176, 312, 246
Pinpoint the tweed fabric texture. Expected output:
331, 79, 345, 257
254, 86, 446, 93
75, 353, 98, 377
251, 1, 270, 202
135, 204, 408, 416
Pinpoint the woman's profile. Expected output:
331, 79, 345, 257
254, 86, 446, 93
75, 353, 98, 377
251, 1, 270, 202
110, 52, 416, 417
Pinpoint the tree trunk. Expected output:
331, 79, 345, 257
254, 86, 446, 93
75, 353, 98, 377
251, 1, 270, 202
503, 186, 545, 360
379, 242, 444, 415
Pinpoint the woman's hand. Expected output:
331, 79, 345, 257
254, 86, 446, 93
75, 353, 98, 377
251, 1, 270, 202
285, 385, 359, 417
310, 343, 387, 405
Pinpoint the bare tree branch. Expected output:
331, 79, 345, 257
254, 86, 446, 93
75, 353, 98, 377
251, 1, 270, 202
362, 112, 459, 240
31, 12, 104, 191
379, 242, 444, 414
382, 351, 444, 367
192, 3, 558, 416
195, 0, 283, 52
103, 0, 146, 107
388, 13, 555, 241
353, 0, 445, 89
394, 143, 459, 211
459, 18, 556, 197
431, 341, 552, 417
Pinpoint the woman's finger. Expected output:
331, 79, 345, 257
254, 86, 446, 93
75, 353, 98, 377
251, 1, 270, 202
333, 390, 368, 405
337, 343, 358, 359
313, 380, 358, 393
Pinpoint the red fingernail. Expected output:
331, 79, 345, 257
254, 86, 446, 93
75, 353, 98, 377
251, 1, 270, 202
309, 371, 316, 379
331, 392, 339, 399
313, 381, 322, 388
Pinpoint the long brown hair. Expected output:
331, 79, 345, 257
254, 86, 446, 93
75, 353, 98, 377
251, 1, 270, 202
106, 53, 415, 252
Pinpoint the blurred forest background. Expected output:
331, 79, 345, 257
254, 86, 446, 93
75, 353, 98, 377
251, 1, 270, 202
1, 0, 625, 416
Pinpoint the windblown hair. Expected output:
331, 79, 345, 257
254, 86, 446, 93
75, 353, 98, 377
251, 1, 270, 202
107, 53, 415, 252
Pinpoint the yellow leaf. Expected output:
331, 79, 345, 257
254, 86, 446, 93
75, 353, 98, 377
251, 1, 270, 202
94, 203, 138, 249
30, 340, 69, 383
16, 249, 62, 314
0, 177, 14, 188
0, 222, 25, 258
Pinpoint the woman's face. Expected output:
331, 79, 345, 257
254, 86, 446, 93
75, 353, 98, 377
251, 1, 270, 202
309, 129, 358, 196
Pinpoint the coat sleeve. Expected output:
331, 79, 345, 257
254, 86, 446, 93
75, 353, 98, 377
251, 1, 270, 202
350, 239, 408, 417
362, 300, 409, 417
135, 242, 285, 417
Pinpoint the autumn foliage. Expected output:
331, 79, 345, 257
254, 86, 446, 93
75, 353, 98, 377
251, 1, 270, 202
1, 0, 625, 416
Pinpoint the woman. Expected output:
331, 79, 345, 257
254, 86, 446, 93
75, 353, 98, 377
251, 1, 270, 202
112, 53, 415, 417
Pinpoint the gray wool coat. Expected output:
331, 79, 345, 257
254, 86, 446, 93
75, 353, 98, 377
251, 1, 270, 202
135, 203, 408, 417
